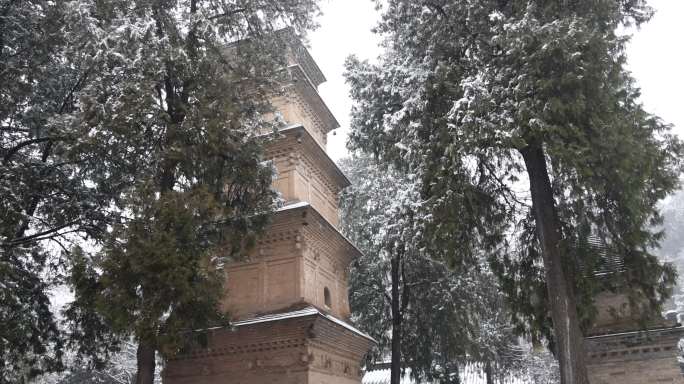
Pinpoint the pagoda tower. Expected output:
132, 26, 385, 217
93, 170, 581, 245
584, 257, 684, 383
163, 38, 374, 384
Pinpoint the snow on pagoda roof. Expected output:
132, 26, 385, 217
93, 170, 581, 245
276, 200, 311, 212
272, 124, 351, 188
585, 324, 684, 340
273, 201, 364, 261
232, 305, 375, 342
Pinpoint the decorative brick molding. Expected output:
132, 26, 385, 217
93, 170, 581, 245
164, 308, 374, 384
264, 125, 349, 225
586, 326, 684, 363
585, 322, 684, 383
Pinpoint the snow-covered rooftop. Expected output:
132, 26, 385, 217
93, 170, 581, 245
275, 200, 311, 212
232, 305, 374, 342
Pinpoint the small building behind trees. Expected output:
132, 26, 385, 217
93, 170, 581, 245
585, 257, 684, 383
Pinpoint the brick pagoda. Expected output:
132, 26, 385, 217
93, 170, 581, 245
585, 264, 684, 383
163, 38, 374, 384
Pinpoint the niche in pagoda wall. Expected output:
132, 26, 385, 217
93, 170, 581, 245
222, 207, 356, 321
304, 261, 337, 313
301, 231, 352, 320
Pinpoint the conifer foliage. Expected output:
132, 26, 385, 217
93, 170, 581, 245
340, 155, 524, 384
62, 1, 320, 383
344, 1, 683, 383
1, 1, 108, 380
1, 0, 321, 383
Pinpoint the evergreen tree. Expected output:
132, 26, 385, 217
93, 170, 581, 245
2, 1, 320, 381
56, 1, 321, 383
1, 1, 114, 380
33, 340, 158, 384
340, 155, 525, 384
344, 1, 683, 383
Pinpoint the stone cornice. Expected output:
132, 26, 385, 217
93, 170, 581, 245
275, 27, 326, 88
288, 65, 340, 134
288, 41, 326, 88
246, 203, 362, 264
169, 306, 374, 362
293, 203, 363, 264
266, 124, 350, 191
173, 337, 308, 361
585, 325, 684, 363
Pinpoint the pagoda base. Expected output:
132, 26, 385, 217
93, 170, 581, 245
163, 307, 374, 384
585, 326, 684, 384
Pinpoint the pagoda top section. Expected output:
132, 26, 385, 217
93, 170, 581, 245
277, 28, 327, 89
267, 30, 340, 149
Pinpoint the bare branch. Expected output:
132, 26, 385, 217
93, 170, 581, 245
2, 137, 63, 164
1, 220, 79, 247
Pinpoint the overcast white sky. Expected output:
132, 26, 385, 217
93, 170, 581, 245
307, 0, 684, 161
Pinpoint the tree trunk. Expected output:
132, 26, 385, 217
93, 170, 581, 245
485, 360, 494, 384
520, 144, 589, 384
135, 342, 156, 384
390, 252, 402, 384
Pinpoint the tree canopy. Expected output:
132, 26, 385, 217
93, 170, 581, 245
340, 155, 528, 384
1, 1, 108, 379
344, 1, 683, 382
1, 0, 321, 382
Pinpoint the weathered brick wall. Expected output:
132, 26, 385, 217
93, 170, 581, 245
265, 129, 345, 226
163, 312, 372, 384
164, 315, 311, 383
167, 37, 370, 384
221, 206, 356, 321
585, 327, 684, 384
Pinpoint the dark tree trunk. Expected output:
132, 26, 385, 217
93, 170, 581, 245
10, 140, 53, 242
520, 144, 589, 384
485, 360, 494, 384
135, 342, 156, 384
390, 252, 402, 384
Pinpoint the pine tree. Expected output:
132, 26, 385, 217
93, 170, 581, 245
340, 155, 525, 384
49, 1, 320, 383
1, 1, 113, 380
340, 155, 422, 384
344, 1, 683, 383
33, 339, 157, 384
2, 1, 320, 381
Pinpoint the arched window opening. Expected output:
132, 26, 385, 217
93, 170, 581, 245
323, 287, 331, 308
